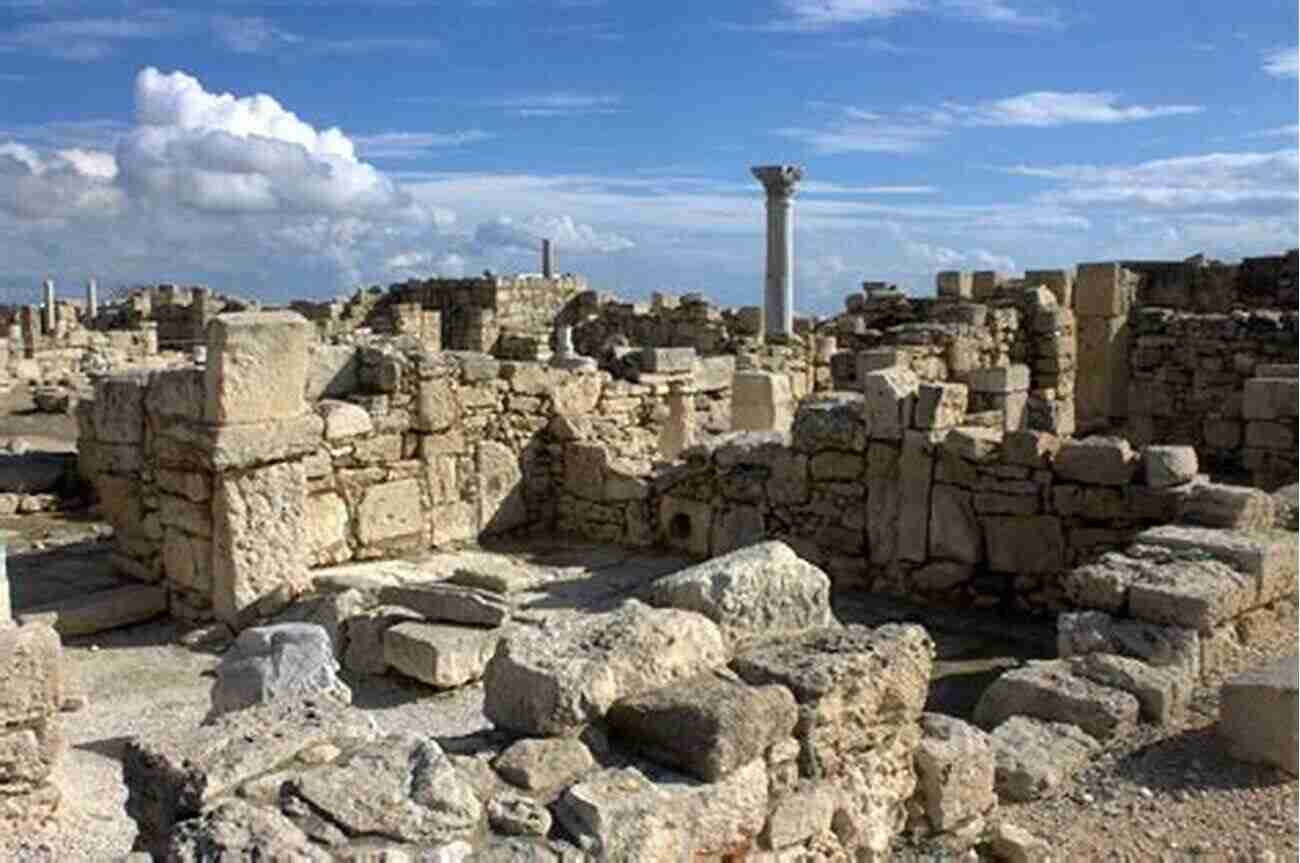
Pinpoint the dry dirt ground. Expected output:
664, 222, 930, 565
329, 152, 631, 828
1, 390, 1296, 862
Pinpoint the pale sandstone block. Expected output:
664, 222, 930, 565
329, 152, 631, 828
204, 312, 309, 425
304, 493, 350, 563
732, 372, 794, 434
914, 382, 968, 430
356, 478, 424, 546
1075, 262, 1135, 318
477, 440, 526, 535
862, 367, 918, 441
936, 271, 972, 299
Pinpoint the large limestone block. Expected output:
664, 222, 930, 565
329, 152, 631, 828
1127, 557, 1254, 633
315, 399, 373, 440
930, 483, 982, 565
356, 478, 424, 546
791, 393, 866, 453
1219, 653, 1298, 776
212, 461, 308, 626
913, 713, 996, 832
383, 622, 499, 689
91, 372, 149, 444
204, 312, 309, 425
1179, 482, 1275, 531
1052, 436, 1136, 485
968, 365, 1029, 394
0, 623, 62, 726
973, 660, 1140, 741
23, 584, 167, 637
482, 600, 728, 736
732, 624, 934, 778
415, 377, 459, 432
1075, 262, 1135, 318
988, 716, 1098, 802
641, 347, 696, 373
304, 343, 359, 401
1065, 653, 1189, 724
303, 492, 349, 564
862, 367, 918, 441
1135, 524, 1293, 604
477, 440, 526, 535
1243, 377, 1299, 421
914, 382, 968, 430
732, 371, 794, 434
292, 734, 482, 845
492, 737, 595, 792
866, 442, 902, 566
379, 583, 511, 627
645, 540, 832, 648
1142, 445, 1198, 489
165, 798, 328, 862
1057, 610, 1200, 679
898, 430, 937, 563
606, 670, 798, 781
982, 515, 1064, 575
122, 697, 379, 859
208, 623, 351, 719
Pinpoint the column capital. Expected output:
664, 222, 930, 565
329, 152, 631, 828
751, 164, 804, 199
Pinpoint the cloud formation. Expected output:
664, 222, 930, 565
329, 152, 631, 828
766, 0, 1060, 31
1262, 45, 1298, 78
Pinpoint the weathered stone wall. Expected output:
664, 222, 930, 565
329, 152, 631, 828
1122, 250, 1298, 312
555, 372, 1291, 622
567, 290, 765, 358
1126, 309, 1298, 483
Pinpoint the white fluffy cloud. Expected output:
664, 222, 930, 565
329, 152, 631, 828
1262, 45, 1298, 78
473, 214, 634, 255
0, 141, 123, 220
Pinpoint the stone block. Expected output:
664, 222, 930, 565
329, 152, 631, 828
304, 343, 359, 400
1057, 610, 1200, 679
762, 781, 837, 850
930, 484, 982, 564
1245, 420, 1297, 451
659, 495, 713, 558
708, 504, 766, 556
862, 367, 918, 441
477, 440, 526, 535
731, 372, 794, 434
1256, 363, 1299, 378
204, 312, 309, 425
378, 583, 511, 627
482, 600, 727, 736
1242, 377, 1299, 421
0, 623, 62, 726
209, 623, 350, 719
968, 365, 1030, 394
431, 501, 477, 547
640, 347, 696, 374
92, 372, 149, 444
1065, 653, 1189, 725
1025, 268, 1073, 308
23, 584, 167, 637
356, 478, 424, 546
913, 713, 996, 832
694, 355, 736, 392
383, 622, 499, 689
1219, 653, 1298, 776
942, 426, 1003, 462
972, 271, 1007, 300
791, 393, 865, 453
1142, 445, 1197, 489
316, 400, 373, 440
415, 378, 458, 432
983, 515, 1063, 575
1128, 557, 1254, 633
606, 671, 798, 781
936, 271, 972, 299
914, 382, 968, 430
988, 715, 1098, 802
1053, 436, 1136, 485
493, 736, 595, 792
1075, 262, 1134, 317
212, 461, 308, 626
857, 348, 907, 377
646, 540, 832, 648
973, 659, 1139, 741
1179, 482, 1275, 531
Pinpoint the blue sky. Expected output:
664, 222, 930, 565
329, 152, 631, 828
0, 0, 1296, 313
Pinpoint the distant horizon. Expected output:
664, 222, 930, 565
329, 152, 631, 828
1, 2, 1296, 314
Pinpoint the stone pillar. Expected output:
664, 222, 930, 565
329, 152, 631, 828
204, 312, 313, 626
42, 278, 55, 335
1075, 263, 1137, 433
969, 365, 1030, 432
86, 278, 98, 321
751, 164, 804, 340
0, 529, 11, 625
659, 383, 695, 461
541, 238, 554, 279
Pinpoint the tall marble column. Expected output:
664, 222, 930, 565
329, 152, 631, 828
751, 164, 804, 340
86, 278, 98, 321
42, 278, 55, 335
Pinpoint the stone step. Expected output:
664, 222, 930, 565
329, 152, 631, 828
988, 715, 1099, 802
1065, 652, 1189, 724
21, 584, 167, 636
382, 621, 500, 689
378, 582, 511, 627
1125, 556, 1253, 633
1135, 524, 1295, 605
973, 659, 1139, 741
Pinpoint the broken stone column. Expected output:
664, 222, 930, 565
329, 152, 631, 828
659, 382, 695, 461
1075, 263, 1136, 433
0, 621, 64, 830
85, 278, 98, 321
204, 312, 315, 626
731, 371, 794, 434
751, 164, 804, 340
541, 238, 554, 278
41, 278, 55, 335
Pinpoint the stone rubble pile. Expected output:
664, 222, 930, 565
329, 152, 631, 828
0, 621, 66, 833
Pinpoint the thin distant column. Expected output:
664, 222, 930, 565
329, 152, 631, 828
541, 238, 554, 278
42, 278, 55, 334
86, 278, 98, 321
751, 165, 804, 340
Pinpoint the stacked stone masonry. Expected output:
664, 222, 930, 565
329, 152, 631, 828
0, 621, 65, 832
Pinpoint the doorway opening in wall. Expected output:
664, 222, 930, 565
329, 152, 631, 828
669, 512, 692, 543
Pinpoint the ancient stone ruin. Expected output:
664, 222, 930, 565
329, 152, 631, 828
0, 219, 1296, 860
